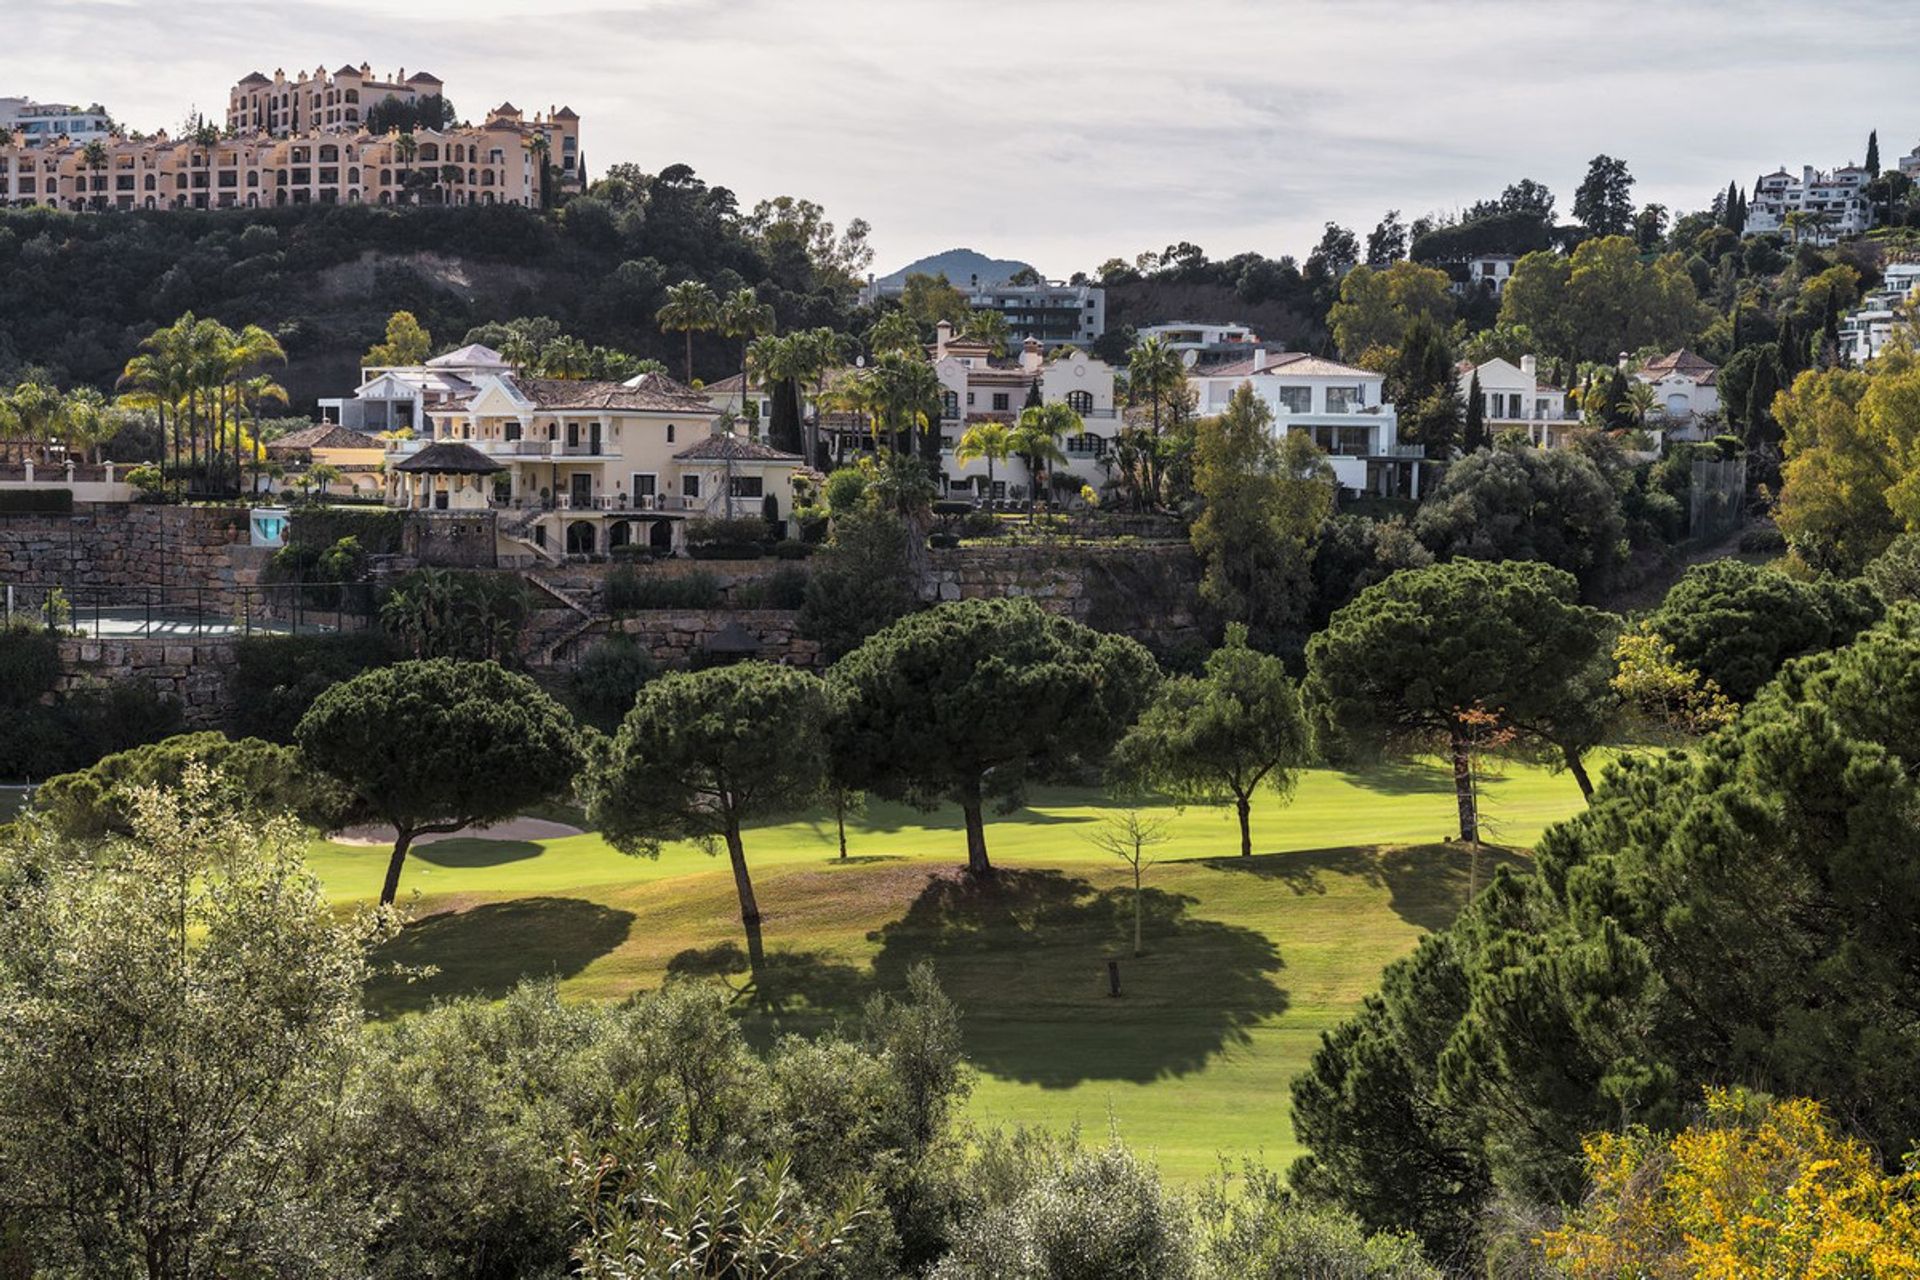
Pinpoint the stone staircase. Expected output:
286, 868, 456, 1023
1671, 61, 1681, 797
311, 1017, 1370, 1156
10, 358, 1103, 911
499, 508, 562, 567
522, 569, 604, 667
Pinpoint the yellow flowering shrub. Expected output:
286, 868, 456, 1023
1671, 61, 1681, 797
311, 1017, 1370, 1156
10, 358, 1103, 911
1543, 1089, 1920, 1278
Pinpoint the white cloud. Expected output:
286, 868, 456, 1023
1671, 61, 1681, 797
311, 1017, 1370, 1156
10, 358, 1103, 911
17, 0, 1920, 274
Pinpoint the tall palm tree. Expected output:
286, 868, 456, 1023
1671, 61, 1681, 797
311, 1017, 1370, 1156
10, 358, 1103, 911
954, 421, 1012, 498
0, 382, 63, 466
500, 331, 538, 376
1010, 402, 1079, 521
120, 315, 198, 487
528, 133, 552, 207
866, 310, 920, 357
656, 280, 719, 384
1128, 335, 1184, 436
791, 326, 851, 466
56, 387, 115, 464
219, 323, 286, 494
395, 132, 418, 204
745, 332, 801, 449
81, 140, 109, 211
862, 350, 945, 460
541, 335, 590, 379
720, 288, 775, 414
1622, 380, 1660, 430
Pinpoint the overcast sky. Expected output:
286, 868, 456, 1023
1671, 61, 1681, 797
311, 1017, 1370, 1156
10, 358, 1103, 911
15, 0, 1920, 276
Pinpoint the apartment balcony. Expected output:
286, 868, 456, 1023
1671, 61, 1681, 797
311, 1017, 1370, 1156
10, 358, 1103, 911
504, 493, 699, 514
386, 438, 619, 460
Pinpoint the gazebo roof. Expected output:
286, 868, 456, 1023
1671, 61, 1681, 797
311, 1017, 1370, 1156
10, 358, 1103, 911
391, 441, 505, 474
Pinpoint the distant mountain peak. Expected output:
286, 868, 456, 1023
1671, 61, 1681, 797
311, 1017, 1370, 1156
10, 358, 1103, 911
877, 247, 1035, 289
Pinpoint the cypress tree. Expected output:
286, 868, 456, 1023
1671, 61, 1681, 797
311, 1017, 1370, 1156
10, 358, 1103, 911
1024, 378, 1043, 410
1867, 129, 1881, 178
1776, 313, 1800, 376
1463, 370, 1487, 453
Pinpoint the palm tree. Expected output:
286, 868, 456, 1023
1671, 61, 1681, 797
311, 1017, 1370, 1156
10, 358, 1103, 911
719, 287, 775, 413
746, 332, 802, 450
963, 308, 1010, 357
791, 326, 851, 466
0, 382, 63, 466
500, 331, 539, 376
656, 280, 719, 384
1010, 402, 1078, 521
866, 310, 920, 357
394, 132, 418, 204
56, 387, 115, 464
1622, 380, 1660, 430
119, 315, 196, 483
541, 335, 590, 379
1128, 335, 1184, 436
81, 140, 109, 210
955, 421, 1012, 499
862, 350, 945, 460
212, 323, 285, 496
308, 462, 343, 500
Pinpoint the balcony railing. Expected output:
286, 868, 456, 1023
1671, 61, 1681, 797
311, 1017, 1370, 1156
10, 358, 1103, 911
505, 493, 700, 513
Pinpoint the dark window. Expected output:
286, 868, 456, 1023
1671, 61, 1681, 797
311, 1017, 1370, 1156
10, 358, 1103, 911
681, 473, 701, 499
666, 423, 676, 443
992, 393, 1010, 411
1066, 390, 1093, 413
729, 475, 764, 499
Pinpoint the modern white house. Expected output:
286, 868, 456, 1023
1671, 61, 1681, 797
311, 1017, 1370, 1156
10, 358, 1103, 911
319, 343, 513, 433
1187, 351, 1423, 498
1457, 355, 1575, 447
1464, 254, 1521, 296
0, 97, 113, 144
381, 371, 806, 560
1743, 164, 1876, 245
1838, 262, 1920, 365
965, 281, 1105, 349
1635, 350, 1720, 437
1132, 321, 1280, 369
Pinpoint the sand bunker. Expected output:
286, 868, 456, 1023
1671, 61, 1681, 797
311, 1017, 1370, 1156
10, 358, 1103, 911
330, 816, 585, 847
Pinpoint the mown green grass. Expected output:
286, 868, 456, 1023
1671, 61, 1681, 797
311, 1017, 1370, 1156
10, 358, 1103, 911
315, 759, 1587, 1180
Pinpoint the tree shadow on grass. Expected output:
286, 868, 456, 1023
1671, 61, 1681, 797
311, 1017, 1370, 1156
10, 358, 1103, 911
1206, 844, 1531, 934
665, 942, 874, 1023
366, 897, 635, 1017
415, 839, 544, 869
1332, 761, 1456, 797
867, 868, 1286, 1087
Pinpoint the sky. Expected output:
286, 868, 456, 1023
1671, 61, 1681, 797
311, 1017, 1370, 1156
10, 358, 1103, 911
13, 0, 1920, 277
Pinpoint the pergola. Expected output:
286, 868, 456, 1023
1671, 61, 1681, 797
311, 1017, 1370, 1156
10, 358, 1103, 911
391, 441, 504, 510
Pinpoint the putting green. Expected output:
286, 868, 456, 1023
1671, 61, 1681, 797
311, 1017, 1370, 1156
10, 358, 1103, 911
317, 757, 1591, 1179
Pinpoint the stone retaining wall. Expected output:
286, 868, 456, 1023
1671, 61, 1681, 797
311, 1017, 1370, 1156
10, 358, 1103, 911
55, 635, 241, 728
611, 608, 820, 668
921, 543, 1207, 653
0, 504, 264, 603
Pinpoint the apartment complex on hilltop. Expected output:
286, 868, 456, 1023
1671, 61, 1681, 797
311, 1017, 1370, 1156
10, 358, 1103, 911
862, 275, 1106, 350
0, 97, 114, 144
0, 62, 580, 211
1743, 163, 1876, 245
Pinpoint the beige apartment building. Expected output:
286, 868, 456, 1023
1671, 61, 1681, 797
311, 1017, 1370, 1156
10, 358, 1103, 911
0, 61, 581, 211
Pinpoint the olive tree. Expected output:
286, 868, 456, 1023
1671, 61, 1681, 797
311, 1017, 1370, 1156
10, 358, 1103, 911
1114, 623, 1309, 857
1305, 561, 1614, 842
296, 659, 585, 905
591, 662, 832, 970
829, 598, 1161, 874
0, 772, 386, 1276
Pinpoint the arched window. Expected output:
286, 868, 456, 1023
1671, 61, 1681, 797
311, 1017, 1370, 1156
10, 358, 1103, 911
347, 167, 359, 184
942, 390, 960, 418
1066, 390, 1094, 414
318, 144, 338, 162
418, 143, 439, 162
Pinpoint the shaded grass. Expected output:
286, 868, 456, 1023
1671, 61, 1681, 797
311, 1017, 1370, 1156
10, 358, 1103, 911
326, 757, 1590, 1180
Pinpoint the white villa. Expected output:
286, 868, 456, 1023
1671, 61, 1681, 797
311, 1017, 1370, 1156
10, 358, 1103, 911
320, 343, 513, 433
382, 371, 806, 560
1838, 262, 1920, 365
1635, 349, 1720, 438
1187, 351, 1423, 498
1457, 355, 1575, 447
1744, 164, 1876, 245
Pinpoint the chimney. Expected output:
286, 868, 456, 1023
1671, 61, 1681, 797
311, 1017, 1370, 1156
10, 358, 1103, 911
1021, 336, 1043, 373
934, 319, 953, 358
1617, 351, 1630, 370
1251, 347, 1270, 373
1520, 354, 1537, 380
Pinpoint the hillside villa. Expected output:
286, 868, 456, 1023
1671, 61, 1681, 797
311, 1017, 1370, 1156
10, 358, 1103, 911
1457, 355, 1576, 448
1187, 351, 1425, 498
382, 371, 806, 561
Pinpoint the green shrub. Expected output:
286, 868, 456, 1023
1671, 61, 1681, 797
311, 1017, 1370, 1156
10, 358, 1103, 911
1866, 531, 1920, 603
684, 516, 767, 560
823, 466, 869, 514
733, 565, 809, 610
379, 569, 532, 662
771, 538, 811, 560
0, 488, 73, 514
1739, 524, 1787, 554
285, 506, 405, 555
0, 626, 61, 708
604, 567, 722, 611
125, 464, 167, 501
566, 634, 660, 732
228, 631, 399, 742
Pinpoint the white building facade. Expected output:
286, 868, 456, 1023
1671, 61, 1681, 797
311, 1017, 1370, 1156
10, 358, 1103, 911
1458, 355, 1574, 447
1188, 352, 1423, 498
1838, 262, 1920, 364
1132, 321, 1281, 370
0, 97, 113, 144
1743, 165, 1876, 244
320, 343, 512, 432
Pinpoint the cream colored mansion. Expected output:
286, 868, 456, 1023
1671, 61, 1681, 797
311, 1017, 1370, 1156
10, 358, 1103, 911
0, 64, 579, 211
